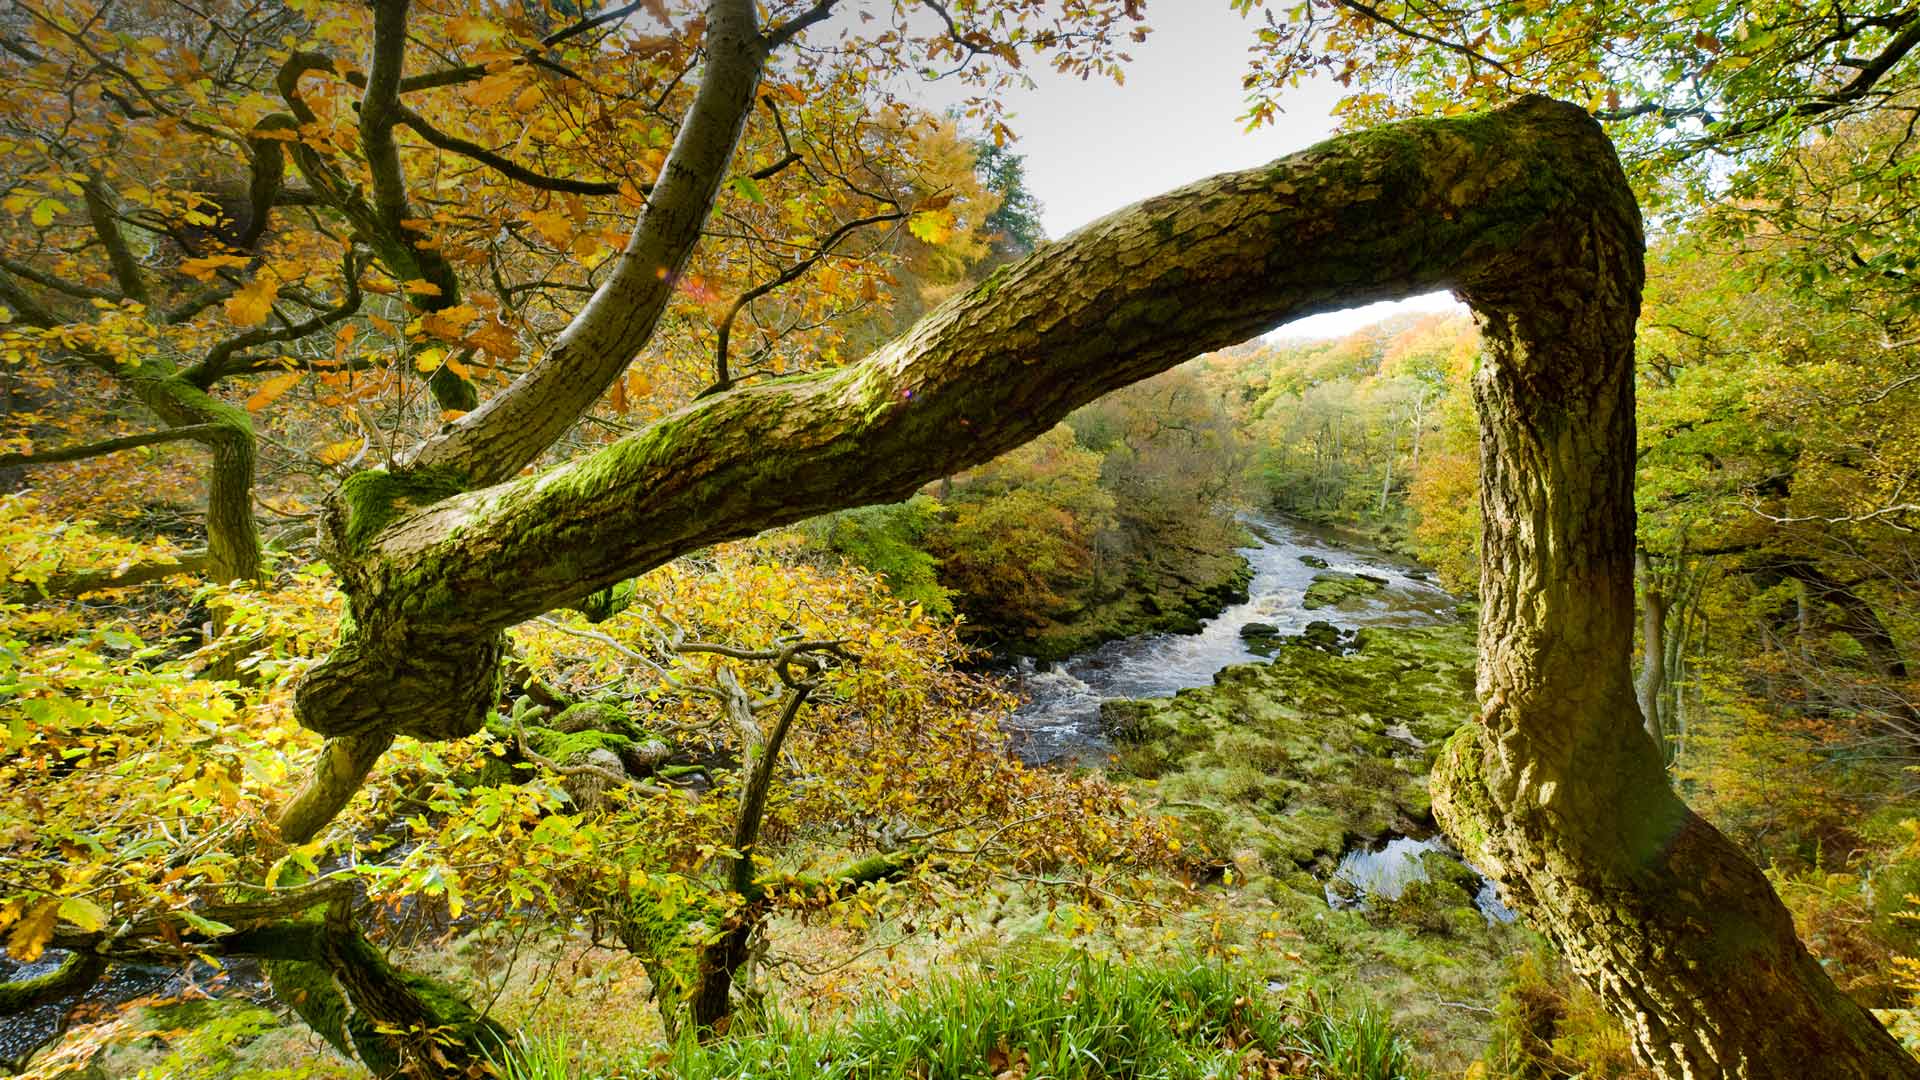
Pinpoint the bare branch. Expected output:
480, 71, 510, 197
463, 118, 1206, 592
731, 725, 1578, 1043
0, 424, 229, 468
394, 106, 624, 196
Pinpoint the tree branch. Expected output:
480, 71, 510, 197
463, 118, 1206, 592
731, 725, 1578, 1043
0, 424, 228, 468
292, 97, 1639, 765
409, 0, 770, 485
709, 208, 908, 392
393, 106, 623, 196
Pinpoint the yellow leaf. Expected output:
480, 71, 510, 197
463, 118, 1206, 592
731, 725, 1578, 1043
316, 438, 362, 465
402, 279, 443, 297
469, 72, 519, 108
30, 198, 65, 228
225, 277, 279, 326
908, 210, 952, 245
447, 15, 503, 45
245, 371, 301, 412
414, 346, 446, 373
420, 304, 478, 341
179, 254, 250, 282
58, 897, 109, 932
7, 901, 57, 963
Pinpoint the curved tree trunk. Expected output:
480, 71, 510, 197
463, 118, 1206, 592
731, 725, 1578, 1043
279, 93, 1917, 1077
126, 373, 262, 584
1426, 160, 1917, 1076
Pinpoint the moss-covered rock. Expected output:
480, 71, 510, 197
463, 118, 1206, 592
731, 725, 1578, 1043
1107, 622, 1475, 874
1301, 571, 1387, 611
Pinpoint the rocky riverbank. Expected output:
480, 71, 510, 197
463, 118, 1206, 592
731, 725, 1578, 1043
996, 541, 1255, 661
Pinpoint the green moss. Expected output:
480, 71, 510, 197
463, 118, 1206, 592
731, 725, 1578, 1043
1301, 571, 1387, 611
970, 260, 1016, 300
336, 465, 469, 554
1112, 622, 1476, 874
610, 873, 734, 1030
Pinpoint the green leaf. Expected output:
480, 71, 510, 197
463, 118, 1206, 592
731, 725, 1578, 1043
58, 896, 110, 931
179, 911, 237, 937
730, 175, 765, 204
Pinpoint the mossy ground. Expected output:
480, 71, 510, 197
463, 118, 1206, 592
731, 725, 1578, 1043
1084, 620, 1532, 1070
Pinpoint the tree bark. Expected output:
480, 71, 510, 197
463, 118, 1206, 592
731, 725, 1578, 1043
285, 95, 1916, 1077
1425, 121, 1917, 1077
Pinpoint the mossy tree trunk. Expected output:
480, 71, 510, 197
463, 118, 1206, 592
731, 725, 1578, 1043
1426, 136, 1919, 1077
271, 85, 1917, 1076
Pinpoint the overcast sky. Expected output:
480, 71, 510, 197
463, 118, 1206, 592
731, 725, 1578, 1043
865, 2, 1467, 340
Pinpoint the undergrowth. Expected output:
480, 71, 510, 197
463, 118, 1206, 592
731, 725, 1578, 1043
497, 955, 1426, 1080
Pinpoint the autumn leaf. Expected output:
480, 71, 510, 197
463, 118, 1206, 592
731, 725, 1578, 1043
316, 437, 364, 465
421, 304, 479, 341
467, 316, 521, 361
470, 72, 519, 108
179, 254, 250, 282
402, 279, 444, 297
7, 900, 58, 962
245, 371, 302, 412
225, 277, 280, 327
57, 896, 109, 932
909, 210, 953, 245
447, 15, 503, 45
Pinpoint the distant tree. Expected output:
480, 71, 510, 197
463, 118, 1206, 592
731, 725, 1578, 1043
973, 140, 1047, 265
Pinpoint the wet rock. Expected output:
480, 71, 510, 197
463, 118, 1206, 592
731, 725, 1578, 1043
1238, 622, 1281, 639
1299, 555, 1330, 569
1290, 620, 1347, 653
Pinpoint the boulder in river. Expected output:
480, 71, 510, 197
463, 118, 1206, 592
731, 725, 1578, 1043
1301, 571, 1387, 610
1299, 554, 1330, 569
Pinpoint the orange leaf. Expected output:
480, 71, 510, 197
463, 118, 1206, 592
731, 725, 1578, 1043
447, 15, 503, 45
179, 254, 250, 282
245, 371, 301, 412
224, 277, 279, 326
316, 438, 362, 465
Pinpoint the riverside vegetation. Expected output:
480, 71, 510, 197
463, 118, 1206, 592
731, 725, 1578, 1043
4, 1, 1920, 1078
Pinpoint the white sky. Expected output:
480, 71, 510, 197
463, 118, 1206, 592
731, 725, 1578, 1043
863, 1, 1467, 341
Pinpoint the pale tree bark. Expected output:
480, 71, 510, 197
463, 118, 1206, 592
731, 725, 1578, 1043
1636, 547, 1670, 752
279, 92, 1916, 1077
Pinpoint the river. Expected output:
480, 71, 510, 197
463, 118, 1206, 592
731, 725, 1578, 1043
999, 516, 1516, 925
1003, 515, 1460, 764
